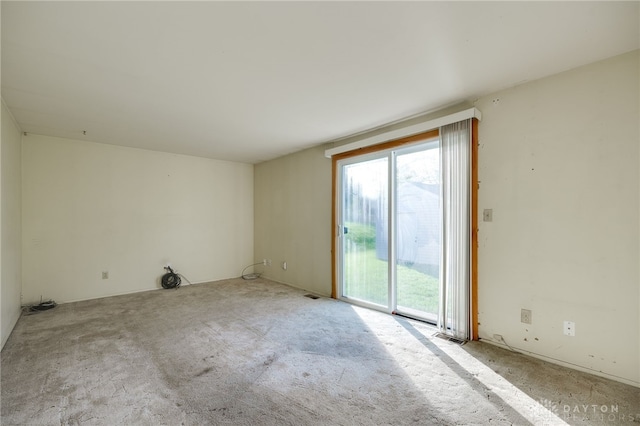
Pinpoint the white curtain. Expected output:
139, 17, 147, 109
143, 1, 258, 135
438, 119, 471, 340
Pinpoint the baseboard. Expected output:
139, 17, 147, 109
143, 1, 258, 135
480, 338, 640, 388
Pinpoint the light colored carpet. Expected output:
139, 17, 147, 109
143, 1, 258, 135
1, 278, 638, 425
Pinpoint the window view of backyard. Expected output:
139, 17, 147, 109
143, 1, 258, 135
341, 145, 441, 320
343, 157, 389, 307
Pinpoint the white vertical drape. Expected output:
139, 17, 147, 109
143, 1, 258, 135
438, 119, 471, 340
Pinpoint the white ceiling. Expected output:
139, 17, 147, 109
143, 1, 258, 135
2, 2, 638, 164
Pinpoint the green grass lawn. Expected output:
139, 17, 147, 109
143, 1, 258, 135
343, 248, 439, 315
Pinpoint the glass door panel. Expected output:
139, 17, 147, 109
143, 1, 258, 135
338, 139, 442, 323
395, 146, 441, 321
341, 157, 389, 307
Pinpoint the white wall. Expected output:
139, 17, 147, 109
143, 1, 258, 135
476, 50, 639, 386
254, 145, 332, 296
1, 100, 23, 348
22, 135, 253, 303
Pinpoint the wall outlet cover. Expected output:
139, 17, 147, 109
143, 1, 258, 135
563, 320, 575, 336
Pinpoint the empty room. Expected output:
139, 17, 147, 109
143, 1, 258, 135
1, 2, 639, 425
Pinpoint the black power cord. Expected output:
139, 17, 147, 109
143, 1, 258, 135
161, 266, 181, 289
160, 266, 193, 289
22, 298, 57, 315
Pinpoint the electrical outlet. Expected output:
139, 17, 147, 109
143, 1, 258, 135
563, 321, 575, 336
282, 261, 287, 270
483, 209, 493, 222
521, 309, 532, 324
102, 271, 109, 279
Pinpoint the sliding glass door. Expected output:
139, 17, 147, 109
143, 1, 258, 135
334, 119, 475, 339
394, 145, 441, 322
337, 138, 441, 322
341, 156, 389, 307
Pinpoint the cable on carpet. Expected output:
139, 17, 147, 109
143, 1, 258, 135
497, 334, 517, 352
160, 265, 193, 289
161, 266, 181, 289
241, 262, 264, 280
22, 297, 57, 315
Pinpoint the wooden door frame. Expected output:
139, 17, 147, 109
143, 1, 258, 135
470, 118, 479, 340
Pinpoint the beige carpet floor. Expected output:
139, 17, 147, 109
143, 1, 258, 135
1, 278, 638, 425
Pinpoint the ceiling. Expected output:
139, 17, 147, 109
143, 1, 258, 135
2, 2, 638, 164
